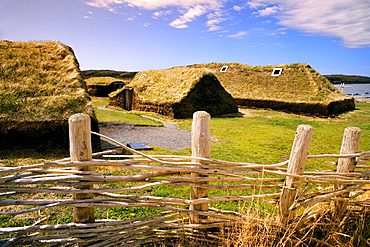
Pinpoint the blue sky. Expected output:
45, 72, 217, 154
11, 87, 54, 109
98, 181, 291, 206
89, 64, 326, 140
1, 0, 370, 76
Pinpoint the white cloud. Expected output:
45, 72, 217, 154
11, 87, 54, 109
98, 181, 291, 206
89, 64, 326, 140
169, 4, 208, 28
83, 11, 94, 19
85, 0, 224, 12
232, 5, 243, 11
152, 10, 173, 19
247, 1, 265, 9
85, 0, 226, 29
207, 18, 225, 26
206, 11, 226, 31
247, 0, 370, 48
227, 31, 248, 38
84, 0, 370, 47
253, 5, 280, 17
86, 0, 222, 10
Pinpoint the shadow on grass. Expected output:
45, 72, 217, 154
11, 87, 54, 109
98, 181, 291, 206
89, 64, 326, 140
0, 148, 69, 165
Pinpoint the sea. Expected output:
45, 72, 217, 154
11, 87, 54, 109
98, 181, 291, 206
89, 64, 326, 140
334, 83, 370, 98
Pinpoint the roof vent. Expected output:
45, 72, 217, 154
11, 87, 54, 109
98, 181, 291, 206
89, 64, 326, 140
271, 68, 282, 76
220, 66, 228, 72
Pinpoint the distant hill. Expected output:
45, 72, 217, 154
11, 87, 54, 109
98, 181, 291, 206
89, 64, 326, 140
82, 69, 137, 79
324, 75, 370, 84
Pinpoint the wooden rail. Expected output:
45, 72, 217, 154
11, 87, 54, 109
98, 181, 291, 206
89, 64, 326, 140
0, 112, 369, 246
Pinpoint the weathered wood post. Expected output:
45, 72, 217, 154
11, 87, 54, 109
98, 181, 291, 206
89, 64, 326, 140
335, 127, 362, 214
278, 125, 314, 224
189, 111, 211, 224
69, 113, 95, 223
123, 87, 133, 111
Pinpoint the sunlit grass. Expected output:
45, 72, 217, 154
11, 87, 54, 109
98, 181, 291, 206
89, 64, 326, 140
92, 97, 163, 126
1, 100, 369, 229
0, 41, 93, 121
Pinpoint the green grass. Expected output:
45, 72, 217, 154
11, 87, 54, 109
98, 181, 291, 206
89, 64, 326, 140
1, 100, 370, 228
92, 97, 163, 126
93, 101, 370, 214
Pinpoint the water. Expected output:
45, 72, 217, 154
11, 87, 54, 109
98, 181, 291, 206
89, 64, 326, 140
334, 83, 370, 97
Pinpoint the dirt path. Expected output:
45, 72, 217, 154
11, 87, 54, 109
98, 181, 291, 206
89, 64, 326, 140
98, 108, 191, 151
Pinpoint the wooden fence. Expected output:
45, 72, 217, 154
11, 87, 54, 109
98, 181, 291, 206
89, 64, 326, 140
1, 112, 370, 246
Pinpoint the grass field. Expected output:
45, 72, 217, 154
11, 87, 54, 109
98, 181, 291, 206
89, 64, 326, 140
1, 99, 369, 244
92, 97, 163, 126
93, 99, 370, 215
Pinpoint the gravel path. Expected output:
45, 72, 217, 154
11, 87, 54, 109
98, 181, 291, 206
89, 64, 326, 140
99, 119, 191, 151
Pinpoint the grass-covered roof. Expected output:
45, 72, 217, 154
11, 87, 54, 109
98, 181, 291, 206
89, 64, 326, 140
111, 67, 238, 118
125, 67, 217, 103
85, 77, 131, 86
0, 40, 94, 121
186, 63, 352, 104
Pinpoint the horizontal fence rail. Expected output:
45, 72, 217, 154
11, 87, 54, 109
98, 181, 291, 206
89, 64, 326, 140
0, 112, 369, 246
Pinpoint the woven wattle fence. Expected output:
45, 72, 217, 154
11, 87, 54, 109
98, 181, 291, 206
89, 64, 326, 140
0, 112, 369, 246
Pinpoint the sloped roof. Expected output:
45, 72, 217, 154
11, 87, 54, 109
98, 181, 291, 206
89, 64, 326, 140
126, 67, 217, 103
186, 63, 352, 104
0, 40, 94, 121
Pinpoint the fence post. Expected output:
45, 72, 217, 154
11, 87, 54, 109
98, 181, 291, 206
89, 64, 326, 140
69, 113, 95, 223
335, 127, 362, 214
278, 125, 314, 224
189, 111, 211, 224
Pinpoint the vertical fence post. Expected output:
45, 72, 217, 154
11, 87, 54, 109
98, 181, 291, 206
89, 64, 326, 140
69, 113, 95, 223
335, 127, 362, 214
189, 111, 211, 224
278, 125, 314, 224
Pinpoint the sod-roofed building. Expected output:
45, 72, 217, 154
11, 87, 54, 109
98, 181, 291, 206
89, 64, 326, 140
0, 40, 99, 149
109, 67, 238, 118
85, 77, 126, 97
186, 63, 355, 116
82, 70, 137, 97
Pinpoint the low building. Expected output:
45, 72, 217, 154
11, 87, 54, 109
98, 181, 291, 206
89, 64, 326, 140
109, 67, 238, 118
0, 40, 99, 149
185, 63, 355, 117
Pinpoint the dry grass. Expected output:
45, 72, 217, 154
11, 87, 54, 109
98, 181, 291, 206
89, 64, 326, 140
85, 76, 130, 86
141, 202, 370, 246
185, 63, 351, 104
127, 67, 215, 102
125, 197, 370, 247
0, 40, 94, 121
223, 202, 370, 247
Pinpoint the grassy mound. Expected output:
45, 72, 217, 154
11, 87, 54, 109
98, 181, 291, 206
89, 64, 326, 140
185, 63, 354, 116
0, 40, 98, 149
85, 76, 129, 97
111, 67, 238, 118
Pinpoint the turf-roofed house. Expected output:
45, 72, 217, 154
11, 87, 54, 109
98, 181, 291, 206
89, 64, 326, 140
82, 70, 137, 97
0, 40, 99, 149
186, 63, 355, 117
109, 67, 238, 118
